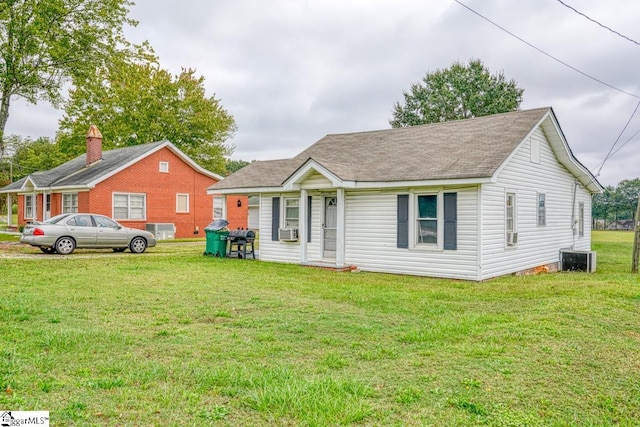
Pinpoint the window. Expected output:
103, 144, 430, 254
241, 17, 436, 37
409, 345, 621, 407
397, 192, 457, 250
25, 194, 35, 219
176, 194, 189, 213
213, 196, 223, 219
416, 194, 437, 244
579, 202, 585, 237
113, 193, 146, 220
159, 161, 169, 173
506, 192, 517, 246
284, 198, 299, 228
63, 193, 78, 213
248, 195, 260, 207
537, 193, 546, 226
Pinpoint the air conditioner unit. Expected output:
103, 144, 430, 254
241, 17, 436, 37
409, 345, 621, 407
507, 232, 518, 246
278, 228, 299, 242
560, 250, 596, 273
145, 223, 176, 240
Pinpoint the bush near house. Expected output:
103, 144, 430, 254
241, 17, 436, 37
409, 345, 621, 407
0, 231, 638, 425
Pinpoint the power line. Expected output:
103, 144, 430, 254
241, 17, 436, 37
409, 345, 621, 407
556, 0, 640, 46
608, 129, 640, 161
596, 99, 640, 176
593, 111, 640, 174
454, 0, 640, 179
453, 0, 640, 99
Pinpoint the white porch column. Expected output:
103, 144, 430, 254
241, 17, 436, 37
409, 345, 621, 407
336, 188, 345, 267
5, 194, 11, 227
299, 189, 308, 263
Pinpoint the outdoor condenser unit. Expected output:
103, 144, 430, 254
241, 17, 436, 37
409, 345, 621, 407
559, 250, 596, 273
145, 223, 176, 240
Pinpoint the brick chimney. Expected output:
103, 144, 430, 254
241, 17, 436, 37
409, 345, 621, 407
86, 125, 103, 166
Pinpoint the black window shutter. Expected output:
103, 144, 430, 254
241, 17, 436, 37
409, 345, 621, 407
271, 197, 280, 241
307, 196, 312, 243
444, 192, 457, 250
397, 195, 409, 249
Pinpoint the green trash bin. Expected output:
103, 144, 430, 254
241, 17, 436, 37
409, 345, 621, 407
204, 220, 229, 257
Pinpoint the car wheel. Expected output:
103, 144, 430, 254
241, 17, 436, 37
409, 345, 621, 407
129, 237, 147, 254
39, 247, 56, 254
55, 237, 76, 255
113, 248, 126, 253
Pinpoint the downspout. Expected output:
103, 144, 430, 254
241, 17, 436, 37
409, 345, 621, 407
193, 171, 198, 235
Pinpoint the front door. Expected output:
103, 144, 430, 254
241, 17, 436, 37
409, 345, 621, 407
323, 196, 337, 259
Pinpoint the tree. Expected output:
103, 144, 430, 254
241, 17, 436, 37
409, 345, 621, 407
592, 179, 640, 229
617, 178, 640, 220
0, 0, 139, 155
225, 159, 251, 175
57, 57, 237, 174
592, 185, 616, 229
390, 59, 524, 127
9, 136, 63, 181
0, 134, 63, 215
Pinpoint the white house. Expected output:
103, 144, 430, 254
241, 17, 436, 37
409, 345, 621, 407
208, 107, 602, 281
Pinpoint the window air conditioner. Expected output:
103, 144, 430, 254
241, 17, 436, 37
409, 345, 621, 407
278, 228, 299, 242
560, 250, 596, 273
507, 232, 518, 246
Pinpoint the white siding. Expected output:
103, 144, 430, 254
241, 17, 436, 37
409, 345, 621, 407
258, 194, 300, 263
343, 187, 480, 280
480, 129, 593, 280
254, 125, 595, 280
301, 173, 333, 189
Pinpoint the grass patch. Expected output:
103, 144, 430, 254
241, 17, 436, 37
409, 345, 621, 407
0, 233, 19, 242
0, 231, 638, 425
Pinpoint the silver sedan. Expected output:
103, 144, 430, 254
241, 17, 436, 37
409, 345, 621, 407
20, 213, 157, 255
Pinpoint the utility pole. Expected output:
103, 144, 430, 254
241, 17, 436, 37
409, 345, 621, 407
632, 195, 640, 273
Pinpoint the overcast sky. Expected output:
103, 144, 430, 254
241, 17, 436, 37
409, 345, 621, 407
6, 0, 640, 186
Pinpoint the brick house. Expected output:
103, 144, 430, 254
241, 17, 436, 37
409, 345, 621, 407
0, 126, 247, 237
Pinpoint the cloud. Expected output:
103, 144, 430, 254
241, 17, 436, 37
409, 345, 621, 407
4, 0, 640, 186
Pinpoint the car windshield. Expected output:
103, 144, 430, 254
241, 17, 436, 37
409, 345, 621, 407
43, 213, 74, 224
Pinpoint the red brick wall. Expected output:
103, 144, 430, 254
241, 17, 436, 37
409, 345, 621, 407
17, 194, 23, 222
50, 193, 62, 217
225, 195, 248, 230
78, 192, 91, 213
87, 147, 218, 238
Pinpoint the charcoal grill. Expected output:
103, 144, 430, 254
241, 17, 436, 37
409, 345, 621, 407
227, 229, 256, 259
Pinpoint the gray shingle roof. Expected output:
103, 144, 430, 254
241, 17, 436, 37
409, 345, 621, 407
211, 107, 551, 190
1, 141, 168, 192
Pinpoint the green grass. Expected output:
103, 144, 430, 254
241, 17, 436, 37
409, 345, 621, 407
0, 231, 639, 426
0, 233, 19, 242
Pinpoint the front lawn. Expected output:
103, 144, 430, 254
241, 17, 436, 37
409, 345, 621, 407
0, 231, 638, 426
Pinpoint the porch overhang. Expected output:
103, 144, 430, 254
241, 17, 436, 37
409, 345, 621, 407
282, 158, 346, 191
